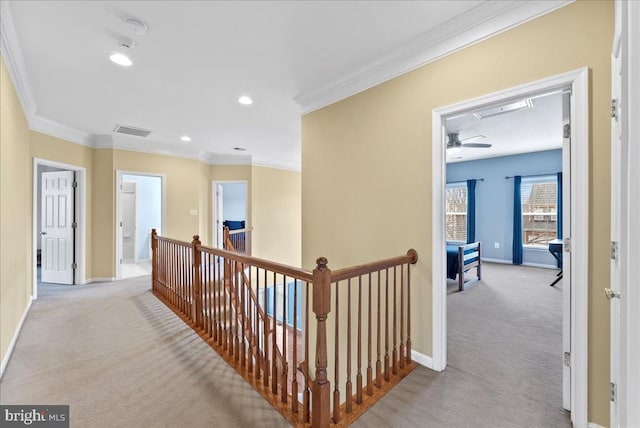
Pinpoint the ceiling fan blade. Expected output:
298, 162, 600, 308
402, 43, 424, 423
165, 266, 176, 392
459, 134, 486, 142
462, 143, 492, 148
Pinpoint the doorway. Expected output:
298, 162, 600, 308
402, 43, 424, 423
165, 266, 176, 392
431, 69, 589, 427
212, 181, 248, 249
32, 158, 87, 296
115, 171, 165, 280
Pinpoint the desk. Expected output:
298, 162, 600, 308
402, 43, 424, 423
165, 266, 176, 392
548, 239, 563, 286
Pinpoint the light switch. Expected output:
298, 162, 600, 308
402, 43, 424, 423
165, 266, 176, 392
189, 209, 198, 216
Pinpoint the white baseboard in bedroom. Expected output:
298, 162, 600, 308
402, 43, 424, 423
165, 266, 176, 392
86, 277, 116, 283
0, 296, 33, 378
411, 349, 433, 369
588, 423, 606, 428
481, 258, 511, 264
482, 258, 556, 269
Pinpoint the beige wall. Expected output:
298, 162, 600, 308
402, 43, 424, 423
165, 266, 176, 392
301, 1, 612, 425
0, 58, 32, 368
251, 166, 301, 267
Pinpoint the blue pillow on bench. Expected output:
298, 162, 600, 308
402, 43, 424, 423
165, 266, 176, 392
223, 220, 245, 230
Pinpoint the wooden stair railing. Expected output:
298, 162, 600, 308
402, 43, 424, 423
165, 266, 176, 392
151, 229, 418, 427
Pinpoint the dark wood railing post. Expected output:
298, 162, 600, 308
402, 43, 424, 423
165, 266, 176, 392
192, 235, 203, 328
151, 229, 158, 292
312, 257, 331, 428
223, 226, 230, 250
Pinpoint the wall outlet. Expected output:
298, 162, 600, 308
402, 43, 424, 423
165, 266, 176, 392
494, 242, 500, 249
189, 209, 198, 216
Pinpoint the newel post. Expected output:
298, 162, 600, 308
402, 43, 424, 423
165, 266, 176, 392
312, 257, 331, 428
192, 235, 203, 328
151, 229, 158, 292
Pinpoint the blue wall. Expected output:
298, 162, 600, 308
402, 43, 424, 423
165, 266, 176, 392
446, 149, 562, 267
123, 174, 162, 260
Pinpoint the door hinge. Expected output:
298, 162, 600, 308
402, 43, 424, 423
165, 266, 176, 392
611, 241, 619, 261
72, 221, 78, 229
564, 237, 571, 253
72, 181, 78, 189
610, 382, 617, 402
563, 123, 571, 139
564, 351, 571, 367
71, 263, 77, 269
611, 99, 619, 120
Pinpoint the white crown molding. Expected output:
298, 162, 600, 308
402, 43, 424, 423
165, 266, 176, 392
294, 0, 574, 114
208, 154, 253, 166
0, 0, 36, 115
251, 156, 301, 172
30, 113, 92, 146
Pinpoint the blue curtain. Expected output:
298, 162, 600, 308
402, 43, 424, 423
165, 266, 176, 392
512, 175, 523, 265
556, 172, 563, 268
466, 179, 477, 243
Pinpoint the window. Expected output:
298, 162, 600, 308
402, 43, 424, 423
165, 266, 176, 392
446, 184, 467, 242
521, 177, 557, 247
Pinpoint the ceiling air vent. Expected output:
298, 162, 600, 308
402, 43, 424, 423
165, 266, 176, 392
113, 124, 151, 138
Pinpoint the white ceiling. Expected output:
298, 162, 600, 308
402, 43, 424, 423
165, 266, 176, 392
445, 91, 564, 163
1, 1, 571, 170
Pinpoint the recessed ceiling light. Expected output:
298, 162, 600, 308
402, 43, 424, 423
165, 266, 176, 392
233, 147, 247, 151
109, 53, 132, 67
238, 96, 253, 105
180, 136, 191, 142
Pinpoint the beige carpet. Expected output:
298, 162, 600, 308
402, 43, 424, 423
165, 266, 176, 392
354, 262, 571, 428
0, 276, 290, 428
2, 263, 571, 427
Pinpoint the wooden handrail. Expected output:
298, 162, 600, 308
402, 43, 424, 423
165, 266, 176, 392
151, 229, 418, 428
228, 227, 253, 234
330, 249, 418, 282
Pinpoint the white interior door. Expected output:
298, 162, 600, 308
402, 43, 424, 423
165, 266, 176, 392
121, 182, 137, 263
561, 91, 572, 411
41, 170, 75, 284
215, 183, 224, 248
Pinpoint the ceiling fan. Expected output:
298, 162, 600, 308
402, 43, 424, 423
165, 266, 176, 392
447, 133, 492, 149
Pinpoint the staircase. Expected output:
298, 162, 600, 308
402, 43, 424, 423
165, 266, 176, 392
151, 228, 417, 427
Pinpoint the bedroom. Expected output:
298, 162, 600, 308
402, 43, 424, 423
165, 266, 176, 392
444, 89, 569, 425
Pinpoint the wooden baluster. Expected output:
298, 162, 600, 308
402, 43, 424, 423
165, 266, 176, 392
235, 262, 241, 362
303, 281, 311, 423
272, 271, 278, 395
376, 270, 382, 388
254, 267, 264, 380
151, 230, 157, 292
312, 257, 331, 428
248, 266, 254, 375
223, 259, 228, 352
346, 279, 352, 414
263, 268, 270, 388
292, 279, 298, 414
357, 275, 363, 404
393, 266, 398, 375
241, 263, 247, 368
400, 264, 405, 369
384, 268, 390, 382
407, 249, 417, 363
192, 236, 202, 329
367, 272, 373, 395
281, 275, 288, 403
333, 281, 340, 423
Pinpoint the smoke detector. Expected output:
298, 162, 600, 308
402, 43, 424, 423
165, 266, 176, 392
126, 18, 148, 35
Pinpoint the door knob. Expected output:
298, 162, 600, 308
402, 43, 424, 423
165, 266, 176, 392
603, 288, 621, 300
40, 231, 47, 235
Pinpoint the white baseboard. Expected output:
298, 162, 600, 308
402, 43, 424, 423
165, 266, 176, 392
0, 295, 33, 378
86, 277, 116, 283
481, 258, 511, 264
482, 258, 556, 269
588, 423, 606, 428
411, 349, 434, 369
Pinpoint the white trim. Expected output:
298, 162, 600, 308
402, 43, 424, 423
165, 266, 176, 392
410, 349, 434, 370
432, 68, 589, 427
32, 158, 87, 296
0, 296, 33, 378
0, 1, 36, 116
212, 180, 249, 248
480, 258, 511, 265
588, 423, 606, 428
480, 258, 556, 269
251, 157, 301, 172
115, 170, 167, 281
86, 277, 116, 283
30, 113, 91, 146
295, 1, 574, 114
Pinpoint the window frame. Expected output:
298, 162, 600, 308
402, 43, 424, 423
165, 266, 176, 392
445, 183, 467, 243
520, 175, 558, 249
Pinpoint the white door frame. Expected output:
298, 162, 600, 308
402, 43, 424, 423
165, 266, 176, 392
32, 157, 87, 296
610, 1, 640, 426
431, 68, 589, 427
115, 170, 166, 280
212, 180, 248, 248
